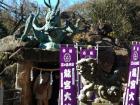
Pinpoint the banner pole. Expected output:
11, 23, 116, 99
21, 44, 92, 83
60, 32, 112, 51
96, 43, 99, 64
75, 43, 79, 104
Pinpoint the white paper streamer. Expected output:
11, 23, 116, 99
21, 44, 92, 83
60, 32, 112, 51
30, 68, 33, 81
39, 71, 43, 84
50, 72, 53, 85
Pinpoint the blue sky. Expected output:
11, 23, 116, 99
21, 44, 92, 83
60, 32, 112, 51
35, 0, 85, 7
3, 0, 85, 9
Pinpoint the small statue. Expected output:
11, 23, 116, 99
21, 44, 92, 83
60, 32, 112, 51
77, 58, 96, 103
20, 13, 48, 42
77, 57, 122, 104
19, 0, 83, 51
32, 0, 63, 50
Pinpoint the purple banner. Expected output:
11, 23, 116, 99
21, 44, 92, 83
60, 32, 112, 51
123, 44, 140, 105
80, 48, 97, 59
60, 45, 77, 105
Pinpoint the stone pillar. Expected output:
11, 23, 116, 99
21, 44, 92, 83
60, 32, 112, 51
18, 61, 32, 105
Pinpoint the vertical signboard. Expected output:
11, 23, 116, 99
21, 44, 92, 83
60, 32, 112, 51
60, 45, 77, 105
123, 44, 140, 105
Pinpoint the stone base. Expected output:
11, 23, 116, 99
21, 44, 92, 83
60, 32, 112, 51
79, 102, 118, 105
92, 103, 118, 105
92, 104, 113, 105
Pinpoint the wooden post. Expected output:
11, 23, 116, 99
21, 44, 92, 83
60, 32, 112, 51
0, 80, 3, 105
18, 61, 32, 105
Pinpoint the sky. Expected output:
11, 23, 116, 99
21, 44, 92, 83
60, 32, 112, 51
35, 0, 85, 7
3, 0, 85, 9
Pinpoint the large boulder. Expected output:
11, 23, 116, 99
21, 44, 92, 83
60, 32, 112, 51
0, 35, 39, 52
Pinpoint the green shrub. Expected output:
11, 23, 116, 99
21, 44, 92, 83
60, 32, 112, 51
91, 0, 132, 39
